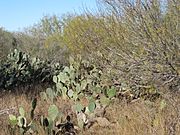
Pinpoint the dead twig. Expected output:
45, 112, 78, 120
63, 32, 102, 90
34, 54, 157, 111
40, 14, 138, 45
0, 107, 16, 116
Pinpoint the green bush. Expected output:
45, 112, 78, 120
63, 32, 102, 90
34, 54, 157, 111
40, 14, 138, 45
0, 49, 62, 89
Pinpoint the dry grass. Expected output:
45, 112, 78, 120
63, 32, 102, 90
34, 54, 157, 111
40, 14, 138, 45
0, 87, 180, 135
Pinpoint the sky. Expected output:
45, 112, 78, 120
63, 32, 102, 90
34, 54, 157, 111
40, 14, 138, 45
0, 0, 97, 32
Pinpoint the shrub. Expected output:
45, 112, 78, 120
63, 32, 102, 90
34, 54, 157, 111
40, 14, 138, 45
0, 49, 62, 89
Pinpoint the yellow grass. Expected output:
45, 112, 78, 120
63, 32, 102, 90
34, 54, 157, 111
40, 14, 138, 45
0, 87, 180, 135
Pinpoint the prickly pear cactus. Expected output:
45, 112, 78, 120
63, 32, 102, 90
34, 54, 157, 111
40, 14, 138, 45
0, 49, 63, 89
52, 57, 102, 101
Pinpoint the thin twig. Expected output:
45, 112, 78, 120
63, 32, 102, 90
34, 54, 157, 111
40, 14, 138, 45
0, 107, 16, 115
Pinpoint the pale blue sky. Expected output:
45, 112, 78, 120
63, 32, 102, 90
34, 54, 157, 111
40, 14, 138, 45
0, 0, 97, 31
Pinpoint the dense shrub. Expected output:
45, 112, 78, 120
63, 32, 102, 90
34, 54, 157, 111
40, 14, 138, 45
0, 49, 62, 89
57, 0, 180, 91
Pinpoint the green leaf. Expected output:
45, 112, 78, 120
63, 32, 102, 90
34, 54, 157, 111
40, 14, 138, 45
58, 72, 69, 83
53, 75, 58, 83
62, 87, 67, 99
107, 87, 116, 98
31, 57, 37, 64
87, 78, 92, 84
70, 65, 75, 71
40, 92, 47, 101
41, 116, 49, 127
48, 104, 59, 121
100, 95, 110, 106
88, 102, 96, 113
69, 56, 74, 66
81, 80, 87, 90
69, 66, 75, 79
77, 112, 86, 129
46, 88, 54, 102
19, 107, 25, 117
72, 92, 78, 101
17, 116, 26, 127
31, 98, 37, 110
56, 82, 63, 90
67, 89, 74, 98
63, 66, 70, 74
9, 114, 17, 126
76, 84, 81, 93
75, 103, 84, 113
87, 96, 95, 103
30, 98, 37, 120
47, 118, 53, 129
19, 127, 25, 134
30, 109, 35, 120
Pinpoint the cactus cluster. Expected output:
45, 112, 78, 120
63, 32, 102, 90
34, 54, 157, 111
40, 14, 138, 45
9, 99, 69, 135
40, 104, 61, 134
0, 49, 62, 89
53, 57, 102, 101
9, 98, 37, 134
50, 57, 118, 128
8, 53, 119, 133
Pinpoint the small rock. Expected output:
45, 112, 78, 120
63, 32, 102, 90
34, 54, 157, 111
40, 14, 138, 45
95, 117, 111, 127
